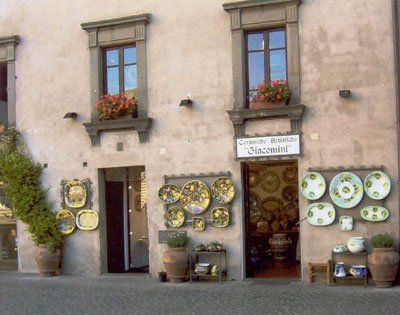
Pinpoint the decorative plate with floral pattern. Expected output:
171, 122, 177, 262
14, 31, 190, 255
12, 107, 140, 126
300, 172, 326, 200
211, 207, 230, 228
307, 202, 336, 226
249, 172, 260, 188
166, 206, 185, 228
76, 210, 99, 230
211, 177, 235, 204
192, 217, 205, 231
64, 180, 87, 208
364, 171, 391, 200
261, 171, 280, 193
282, 185, 298, 202
282, 166, 298, 184
329, 172, 363, 209
339, 215, 353, 231
180, 180, 211, 214
360, 206, 390, 221
260, 197, 283, 220
56, 209, 76, 235
158, 184, 181, 203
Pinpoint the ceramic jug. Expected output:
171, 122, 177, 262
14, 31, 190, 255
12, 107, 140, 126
347, 236, 365, 253
334, 262, 346, 277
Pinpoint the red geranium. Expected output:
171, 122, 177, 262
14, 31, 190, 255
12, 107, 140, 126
96, 93, 137, 121
253, 79, 292, 103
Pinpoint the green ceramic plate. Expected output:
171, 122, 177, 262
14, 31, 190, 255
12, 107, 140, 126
300, 172, 326, 200
360, 206, 390, 221
329, 172, 363, 209
364, 171, 391, 200
307, 202, 335, 226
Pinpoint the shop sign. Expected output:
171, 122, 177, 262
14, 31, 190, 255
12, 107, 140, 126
236, 134, 301, 159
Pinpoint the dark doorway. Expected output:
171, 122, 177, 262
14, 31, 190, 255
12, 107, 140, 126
243, 160, 300, 278
105, 181, 125, 273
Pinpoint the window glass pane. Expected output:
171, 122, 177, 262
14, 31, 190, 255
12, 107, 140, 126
248, 52, 265, 90
107, 67, 119, 94
124, 65, 137, 92
106, 49, 119, 66
124, 47, 136, 64
247, 33, 264, 51
269, 30, 286, 49
270, 49, 287, 81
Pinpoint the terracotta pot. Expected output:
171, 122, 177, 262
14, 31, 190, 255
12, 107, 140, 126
35, 244, 61, 277
368, 247, 399, 288
249, 99, 288, 109
162, 247, 189, 283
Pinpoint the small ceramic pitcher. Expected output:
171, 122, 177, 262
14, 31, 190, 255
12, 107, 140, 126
334, 262, 346, 277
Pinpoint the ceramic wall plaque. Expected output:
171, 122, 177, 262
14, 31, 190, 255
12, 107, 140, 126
56, 209, 76, 235
306, 202, 336, 226
360, 206, 390, 221
364, 171, 391, 200
166, 206, 185, 228
158, 184, 181, 203
300, 172, 326, 200
211, 177, 235, 204
260, 171, 280, 193
339, 215, 353, 231
211, 207, 230, 228
76, 210, 99, 230
180, 180, 211, 214
192, 217, 205, 231
64, 180, 87, 208
329, 172, 363, 209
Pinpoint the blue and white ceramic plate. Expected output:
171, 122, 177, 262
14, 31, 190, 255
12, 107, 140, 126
329, 172, 363, 209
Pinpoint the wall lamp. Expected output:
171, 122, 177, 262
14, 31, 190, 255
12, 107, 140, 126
63, 112, 78, 119
339, 90, 351, 98
179, 98, 193, 107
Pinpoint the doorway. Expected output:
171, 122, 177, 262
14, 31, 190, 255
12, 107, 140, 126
104, 166, 149, 273
243, 160, 300, 278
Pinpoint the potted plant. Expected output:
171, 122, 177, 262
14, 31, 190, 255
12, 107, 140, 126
95, 92, 137, 121
0, 128, 63, 276
368, 233, 399, 288
250, 79, 292, 109
162, 233, 189, 283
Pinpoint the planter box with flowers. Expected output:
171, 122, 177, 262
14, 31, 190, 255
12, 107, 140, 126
249, 79, 292, 109
83, 92, 152, 146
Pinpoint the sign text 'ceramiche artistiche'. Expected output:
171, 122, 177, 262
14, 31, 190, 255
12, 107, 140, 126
236, 134, 300, 159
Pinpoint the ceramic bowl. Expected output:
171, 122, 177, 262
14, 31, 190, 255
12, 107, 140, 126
349, 265, 366, 278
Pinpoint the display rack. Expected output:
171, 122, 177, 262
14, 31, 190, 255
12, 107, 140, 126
331, 251, 368, 287
189, 250, 227, 284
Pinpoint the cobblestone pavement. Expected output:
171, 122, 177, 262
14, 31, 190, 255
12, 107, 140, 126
1, 271, 400, 315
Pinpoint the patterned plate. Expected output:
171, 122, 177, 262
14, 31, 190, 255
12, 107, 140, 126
329, 172, 363, 209
282, 166, 298, 184
249, 172, 260, 188
307, 202, 336, 226
166, 206, 185, 228
282, 185, 298, 202
249, 191, 260, 210
360, 206, 390, 221
211, 177, 235, 204
364, 171, 391, 200
180, 180, 211, 214
261, 171, 280, 193
211, 207, 230, 228
300, 172, 326, 200
282, 202, 299, 221
76, 210, 99, 230
158, 184, 181, 203
64, 180, 87, 208
339, 215, 353, 231
192, 217, 205, 231
260, 197, 283, 220
56, 209, 76, 235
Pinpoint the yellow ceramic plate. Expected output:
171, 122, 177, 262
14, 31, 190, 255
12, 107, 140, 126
56, 209, 76, 235
180, 180, 211, 214
64, 180, 87, 208
211, 177, 235, 204
76, 210, 99, 230
166, 206, 185, 228
211, 207, 230, 228
192, 217, 205, 231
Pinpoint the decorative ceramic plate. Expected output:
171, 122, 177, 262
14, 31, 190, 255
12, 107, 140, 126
192, 217, 205, 231
307, 202, 336, 226
158, 184, 181, 203
260, 171, 280, 193
76, 210, 99, 230
211, 177, 235, 204
282, 185, 298, 202
56, 209, 76, 235
249, 191, 260, 210
211, 207, 230, 228
360, 206, 390, 221
339, 215, 353, 231
180, 180, 211, 214
300, 172, 326, 200
282, 201, 299, 221
282, 166, 298, 184
166, 206, 185, 228
249, 172, 260, 188
64, 180, 87, 208
364, 171, 391, 200
260, 197, 283, 220
329, 172, 363, 209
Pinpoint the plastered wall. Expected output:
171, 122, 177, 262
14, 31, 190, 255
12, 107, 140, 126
0, 0, 398, 280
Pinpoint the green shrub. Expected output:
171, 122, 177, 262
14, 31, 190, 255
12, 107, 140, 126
371, 233, 395, 248
0, 128, 62, 252
166, 233, 189, 248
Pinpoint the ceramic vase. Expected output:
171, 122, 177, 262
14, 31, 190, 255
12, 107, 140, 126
368, 247, 399, 288
347, 236, 365, 253
269, 233, 292, 261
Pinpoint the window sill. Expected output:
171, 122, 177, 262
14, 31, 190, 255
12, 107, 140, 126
83, 117, 152, 146
226, 104, 305, 136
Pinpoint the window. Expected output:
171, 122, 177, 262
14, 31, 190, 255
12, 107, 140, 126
0, 63, 7, 125
246, 29, 287, 101
103, 46, 137, 97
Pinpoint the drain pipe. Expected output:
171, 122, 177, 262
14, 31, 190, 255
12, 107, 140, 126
393, 0, 400, 251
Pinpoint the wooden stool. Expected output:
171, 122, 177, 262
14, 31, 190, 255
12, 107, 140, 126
308, 260, 331, 285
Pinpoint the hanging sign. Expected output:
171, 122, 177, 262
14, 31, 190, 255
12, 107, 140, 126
236, 134, 301, 159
